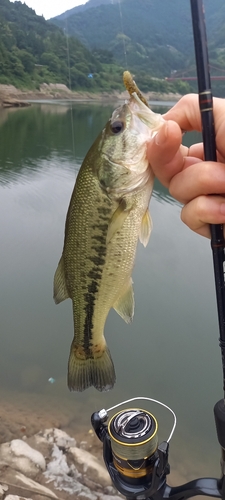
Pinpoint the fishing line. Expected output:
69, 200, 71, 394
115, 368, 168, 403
65, 19, 76, 163
118, 0, 128, 69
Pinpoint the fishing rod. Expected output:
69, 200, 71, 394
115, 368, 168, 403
89, 1, 225, 498
190, 0, 225, 471
191, 0, 225, 387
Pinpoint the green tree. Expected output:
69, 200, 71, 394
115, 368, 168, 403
19, 49, 35, 73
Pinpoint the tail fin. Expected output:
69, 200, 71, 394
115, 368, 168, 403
68, 343, 116, 392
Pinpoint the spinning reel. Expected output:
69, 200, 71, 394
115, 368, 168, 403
91, 397, 225, 500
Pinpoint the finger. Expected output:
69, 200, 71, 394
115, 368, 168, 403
163, 94, 201, 131
164, 94, 225, 137
169, 161, 225, 204
181, 141, 224, 164
181, 195, 225, 239
187, 142, 204, 161
147, 120, 183, 187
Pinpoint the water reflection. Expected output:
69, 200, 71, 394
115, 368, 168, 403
0, 102, 222, 483
0, 103, 115, 178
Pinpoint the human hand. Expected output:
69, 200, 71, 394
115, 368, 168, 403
147, 94, 225, 238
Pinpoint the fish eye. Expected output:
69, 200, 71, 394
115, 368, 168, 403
110, 120, 124, 134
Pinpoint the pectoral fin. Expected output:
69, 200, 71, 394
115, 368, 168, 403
139, 209, 152, 247
107, 198, 132, 244
113, 278, 134, 323
53, 256, 69, 304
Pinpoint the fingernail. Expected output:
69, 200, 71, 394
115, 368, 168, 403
155, 122, 167, 146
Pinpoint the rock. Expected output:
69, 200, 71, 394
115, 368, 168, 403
80, 441, 88, 450
0, 428, 119, 500
104, 486, 118, 495
78, 492, 97, 500
0, 85, 18, 93
44, 443, 78, 478
0, 439, 46, 478
2, 99, 30, 108
0, 469, 58, 499
98, 496, 122, 500
44, 444, 99, 499
0, 483, 8, 498
69, 447, 111, 488
36, 428, 76, 449
81, 475, 103, 492
5, 496, 32, 500
39, 83, 72, 96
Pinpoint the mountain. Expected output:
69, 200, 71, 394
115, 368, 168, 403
2, 0, 224, 96
0, 0, 126, 90
50, 0, 225, 82
52, 0, 121, 22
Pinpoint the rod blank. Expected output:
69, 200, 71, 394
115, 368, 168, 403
190, 0, 225, 395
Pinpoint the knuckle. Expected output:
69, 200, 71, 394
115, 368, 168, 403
169, 180, 185, 203
181, 196, 206, 227
197, 164, 213, 192
194, 196, 207, 218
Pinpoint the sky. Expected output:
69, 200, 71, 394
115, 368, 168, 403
11, 0, 85, 20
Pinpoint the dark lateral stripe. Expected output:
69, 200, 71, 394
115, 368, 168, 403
97, 206, 111, 216
83, 280, 98, 353
81, 201, 111, 354
89, 255, 105, 266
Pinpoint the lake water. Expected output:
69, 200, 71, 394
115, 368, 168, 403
0, 101, 223, 486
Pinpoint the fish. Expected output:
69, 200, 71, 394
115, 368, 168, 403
54, 73, 164, 392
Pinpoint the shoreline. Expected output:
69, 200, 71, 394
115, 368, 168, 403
0, 83, 182, 107
0, 388, 196, 500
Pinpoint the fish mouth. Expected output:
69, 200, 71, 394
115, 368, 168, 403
128, 92, 164, 135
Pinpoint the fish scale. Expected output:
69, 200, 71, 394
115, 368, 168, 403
54, 90, 164, 392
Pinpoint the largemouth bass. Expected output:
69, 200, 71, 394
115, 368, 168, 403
54, 76, 164, 392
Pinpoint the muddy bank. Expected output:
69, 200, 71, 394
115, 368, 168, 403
0, 83, 182, 106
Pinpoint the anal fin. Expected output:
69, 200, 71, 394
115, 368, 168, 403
113, 278, 134, 323
53, 256, 69, 304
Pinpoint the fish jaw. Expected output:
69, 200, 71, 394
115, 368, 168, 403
128, 92, 165, 136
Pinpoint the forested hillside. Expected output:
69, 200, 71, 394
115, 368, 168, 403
0, 0, 193, 95
51, 0, 225, 96
0, 0, 126, 90
51, 0, 193, 77
53, 0, 120, 21
2, 0, 225, 96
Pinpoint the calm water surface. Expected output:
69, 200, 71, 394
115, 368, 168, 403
0, 101, 222, 482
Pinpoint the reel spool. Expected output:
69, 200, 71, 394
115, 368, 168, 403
108, 408, 158, 479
